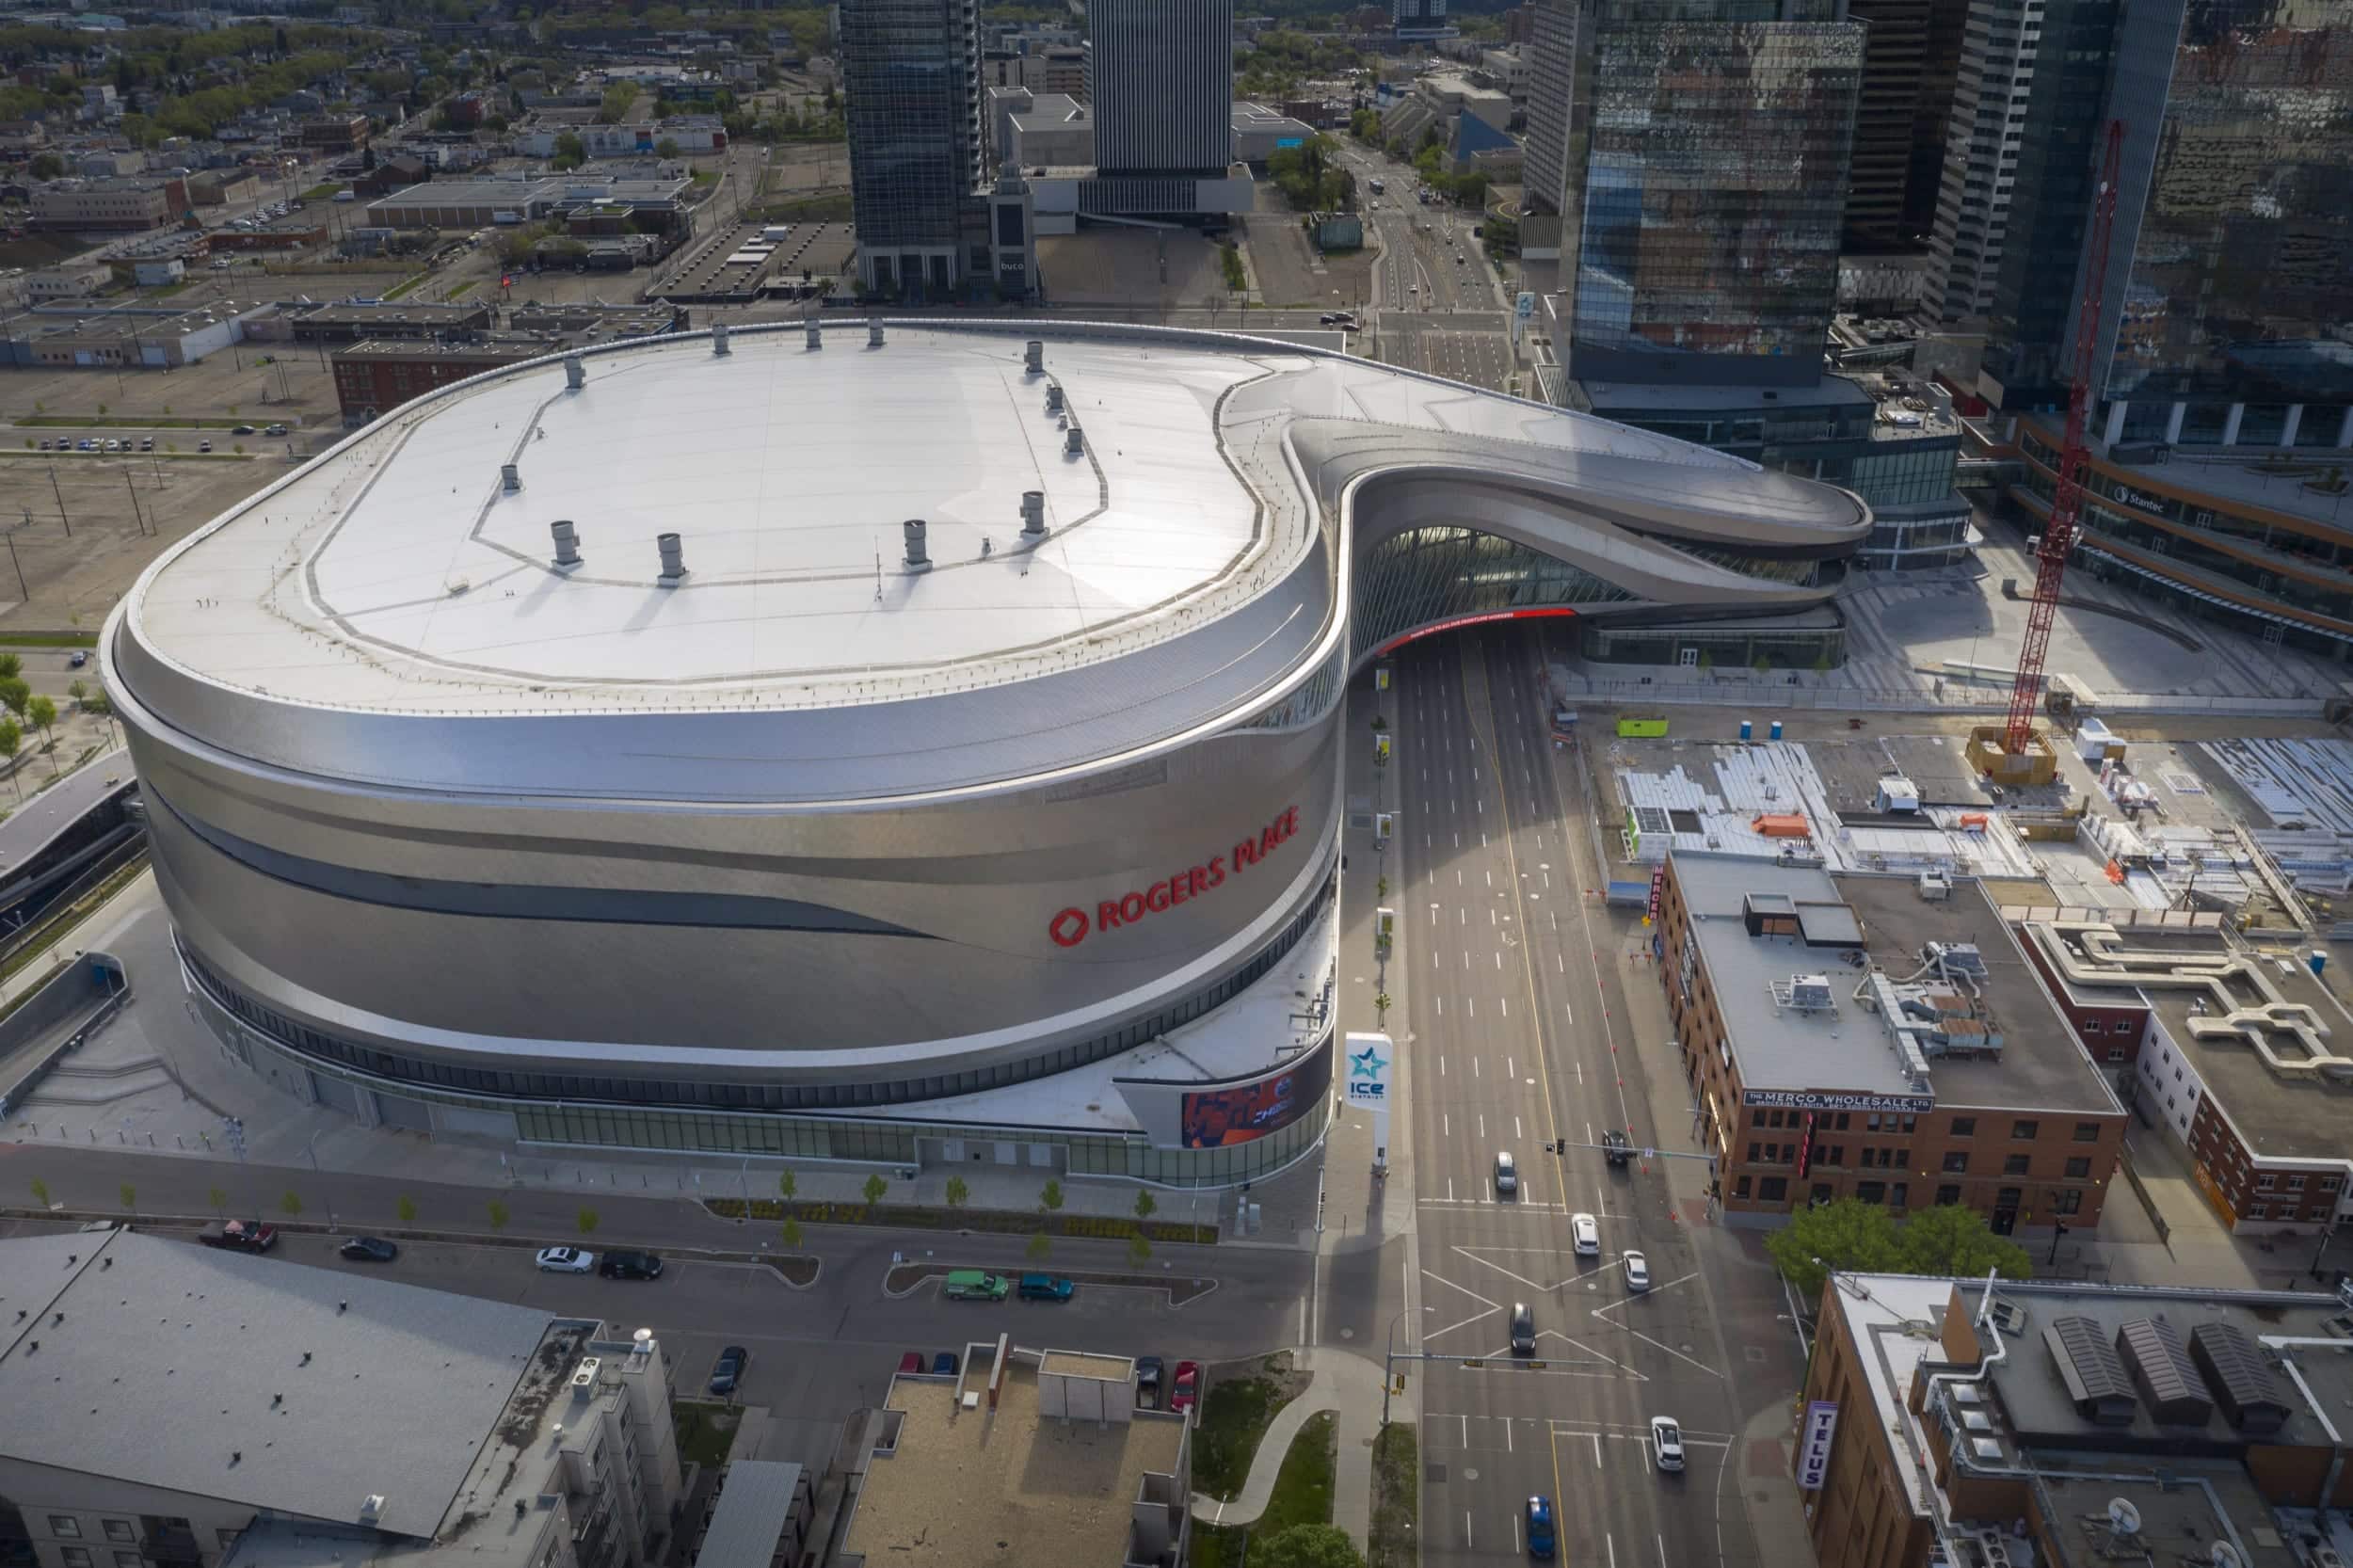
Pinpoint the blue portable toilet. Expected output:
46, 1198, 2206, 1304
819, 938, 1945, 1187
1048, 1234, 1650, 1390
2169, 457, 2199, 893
1769, 720, 1785, 741
1738, 719, 1753, 742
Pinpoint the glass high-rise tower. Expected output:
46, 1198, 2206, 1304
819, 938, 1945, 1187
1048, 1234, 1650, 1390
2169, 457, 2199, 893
840, 0, 988, 297
1552, 0, 1865, 389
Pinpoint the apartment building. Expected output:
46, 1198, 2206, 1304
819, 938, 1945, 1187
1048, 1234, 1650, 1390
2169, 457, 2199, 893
30, 177, 187, 231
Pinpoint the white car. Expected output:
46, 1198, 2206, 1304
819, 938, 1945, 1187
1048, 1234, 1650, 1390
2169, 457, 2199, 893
1571, 1212, 1600, 1256
536, 1246, 596, 1273
1649, 1416, 1685, 1472
1623, 1249, 1651, 1292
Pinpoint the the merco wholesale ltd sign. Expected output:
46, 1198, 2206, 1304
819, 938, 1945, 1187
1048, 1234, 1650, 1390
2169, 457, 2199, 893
1742, 1088, 1934, 1113
1048, 806, 1303, 948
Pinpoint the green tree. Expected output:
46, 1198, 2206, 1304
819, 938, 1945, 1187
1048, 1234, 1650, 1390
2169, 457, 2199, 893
0, 654, 21, 681
0, 678, 30, 720
1025, 1229, 1051, 1262
1134, 1190, 1156, 1224
1901, 1204, 2032, 1282
280, 1190, 304, 1219
487, 1198, 510, 1232
1039, 1179, 1064, 1215
1765, 1198, 1903, 1300
1256, 1523, 1367, 1568
81, 692, 110, 720
1128, 1231, 1151, 1265
208, 1186, 227, 1214
30, 1177, 49, 1207
29, 152, 64, 180
944, 1175, 968, 1210
120, 1183, 136, 1210
552, 130, 586, 169
27, 696, 56, 774
396, 1193, 418, 1224
67, 679, 87, 706
0, 718, 21, 800
861, 1172, 888, 1209
576, 1208, 599, 1236
655, 136, 680, 159
778, 1168, 798, 1202
780, 1216, 803, 1250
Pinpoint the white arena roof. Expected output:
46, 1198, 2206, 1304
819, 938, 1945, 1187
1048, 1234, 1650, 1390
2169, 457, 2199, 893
123, 322, 1819, 725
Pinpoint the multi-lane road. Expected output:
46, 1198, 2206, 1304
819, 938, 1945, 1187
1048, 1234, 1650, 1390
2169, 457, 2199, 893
1376, 632, 1759, 1568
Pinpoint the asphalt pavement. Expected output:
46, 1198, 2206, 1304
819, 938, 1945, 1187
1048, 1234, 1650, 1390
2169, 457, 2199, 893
1376, 633, 1773, 1568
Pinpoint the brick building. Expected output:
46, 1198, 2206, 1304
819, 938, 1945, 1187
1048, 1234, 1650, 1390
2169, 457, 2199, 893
331, 335, 548, 423
2010, 912, 2353, 1235
299, 113, 372, 152
30, 176, 189, 230
1657, 854, 2126, 1233
1799, 1271, 2353, 1568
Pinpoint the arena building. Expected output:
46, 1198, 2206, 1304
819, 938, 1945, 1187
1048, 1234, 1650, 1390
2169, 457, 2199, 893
104, 321, 1867, 1184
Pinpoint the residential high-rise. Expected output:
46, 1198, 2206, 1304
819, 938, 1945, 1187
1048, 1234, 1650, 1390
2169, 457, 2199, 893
1924, 0, 2043, 325
841, 0, 1037, 298
1519, 0, 1575, 218
1551, 0, 1865, 388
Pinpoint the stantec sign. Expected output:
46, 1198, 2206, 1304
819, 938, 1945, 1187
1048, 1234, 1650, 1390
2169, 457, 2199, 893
1048, 806, 1302, 948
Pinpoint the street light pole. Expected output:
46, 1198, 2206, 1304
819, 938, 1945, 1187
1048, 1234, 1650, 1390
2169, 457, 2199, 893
1382, 1307, 1412, 1427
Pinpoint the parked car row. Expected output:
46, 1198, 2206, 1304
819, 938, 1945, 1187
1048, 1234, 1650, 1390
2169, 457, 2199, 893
534, 1245, 664, 1279
40, 437, 153, 453
939, 1270, 1074, 1302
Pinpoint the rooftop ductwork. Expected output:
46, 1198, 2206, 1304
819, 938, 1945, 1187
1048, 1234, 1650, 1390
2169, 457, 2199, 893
1020, 490, 1045, 536
903, 518, 931, 570
564, 355, 585, 391
1024, 341, 1043, 374
551, 520, 582, 569
806, 320, 822, 351
1064, 424, 1084, 456
712, 322, 729, 356
501, 463, 520, 494
869, 322, 886, 348
656, 532, 686, 585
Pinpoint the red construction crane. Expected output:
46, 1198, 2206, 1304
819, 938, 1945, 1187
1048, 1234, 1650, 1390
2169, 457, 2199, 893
2002, 119, 2126, 757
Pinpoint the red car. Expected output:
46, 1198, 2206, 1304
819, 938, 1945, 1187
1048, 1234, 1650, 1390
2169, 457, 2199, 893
1170, 1361, 1201, 1417
898, 1352, 923, 1376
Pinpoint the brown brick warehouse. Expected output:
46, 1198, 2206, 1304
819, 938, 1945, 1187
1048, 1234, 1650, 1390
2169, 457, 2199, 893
1652, 852, 2125, 1231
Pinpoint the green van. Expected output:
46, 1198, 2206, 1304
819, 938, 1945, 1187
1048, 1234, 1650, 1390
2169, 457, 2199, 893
942, 1270, 1010, 1302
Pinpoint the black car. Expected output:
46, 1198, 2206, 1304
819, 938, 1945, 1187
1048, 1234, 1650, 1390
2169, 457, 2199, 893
708, 1345, 749, 1395
231, 424, 258, 436
1602, 1129, 1633, 1168
599, 1250, 664, 1280
1134, 1355, 1164, 1408
339, 1236, 398, 1262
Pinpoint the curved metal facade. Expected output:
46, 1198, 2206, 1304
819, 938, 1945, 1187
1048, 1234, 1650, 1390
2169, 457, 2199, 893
106, 321, 1865, 1128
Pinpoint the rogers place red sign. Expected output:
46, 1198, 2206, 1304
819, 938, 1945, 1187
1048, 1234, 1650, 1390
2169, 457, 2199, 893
1049, 806, 1302, 948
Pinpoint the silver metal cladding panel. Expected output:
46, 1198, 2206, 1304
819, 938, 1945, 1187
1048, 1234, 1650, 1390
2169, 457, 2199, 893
131, 708, 1341, 1081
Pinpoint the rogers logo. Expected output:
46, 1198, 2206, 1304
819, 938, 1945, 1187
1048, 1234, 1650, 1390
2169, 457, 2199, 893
1047, 806, 1300, 949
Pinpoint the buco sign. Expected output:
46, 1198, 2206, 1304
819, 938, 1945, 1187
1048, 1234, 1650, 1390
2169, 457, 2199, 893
1048, 806, 1302, 948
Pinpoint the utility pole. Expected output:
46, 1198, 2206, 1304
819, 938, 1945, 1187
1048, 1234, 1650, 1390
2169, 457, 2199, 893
124, 470, 147, 536
6, 516, 28, 601
47, 466, 70, 537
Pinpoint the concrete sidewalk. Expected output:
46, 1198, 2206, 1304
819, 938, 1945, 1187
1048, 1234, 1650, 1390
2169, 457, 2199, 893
1190, 1348, 1389, 1545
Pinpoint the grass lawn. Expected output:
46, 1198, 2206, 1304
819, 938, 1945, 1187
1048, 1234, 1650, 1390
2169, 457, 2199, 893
671, 1400, 740, 1468
299, 182, 344, 201
1369, 1422, 1417, 1568
1193, 1412, 1337, 1568
382, 271, 434, 300
1193, 1370, 1298, 1500
0, 632, 97, 648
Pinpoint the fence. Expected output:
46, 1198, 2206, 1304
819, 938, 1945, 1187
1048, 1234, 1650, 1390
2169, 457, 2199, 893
1555, 674, 2328, 721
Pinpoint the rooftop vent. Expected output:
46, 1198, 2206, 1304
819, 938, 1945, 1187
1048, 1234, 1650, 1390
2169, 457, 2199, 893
806, 320, 822, 351
2187, 1321, 2289, 1434
2114, 1317, 2211, 1425
564, 354, 585, 391
2045, 1315, 2137, 1425
868, 321, 885, 348
1065, 424, 1084, 456
551, 520, 583, 569
903, 519, 930, 570
569, 1358, 600, 1402
1020, 490, 1046, 537
358, 1495, 385, 1527
1024, 340, 1043, 374
711, 321, 728, 356
501, 462, 520, 494
656, 533, 687, 586
1047, 383, 1064, 413
1927, 941, 1988, 979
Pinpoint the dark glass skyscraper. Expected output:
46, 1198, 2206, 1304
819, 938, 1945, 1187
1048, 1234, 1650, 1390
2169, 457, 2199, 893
1553, 0, 1865, 388
840, 0, 986, 296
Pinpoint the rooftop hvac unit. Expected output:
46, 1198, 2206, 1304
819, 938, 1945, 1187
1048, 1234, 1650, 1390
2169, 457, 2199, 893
903, 519, 930, 570
1020, 490, 1046, 537
1770, 973, 1834, 1012
358, 1495, 386, 1527
656, 533, 686, 585
2310, 1547, 2347, 1568
1024, 340, 1043, 374
569, 1358, 600, 1400
1976, 1528, 2012, 1568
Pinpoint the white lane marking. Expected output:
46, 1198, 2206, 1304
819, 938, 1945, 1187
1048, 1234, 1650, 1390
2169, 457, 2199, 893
1473, 1055, 1481, 1078
1440, 1054, 1447, 1075
1479, 1112, 1486, 1139
1506, 1418, 1513, 1453
1507, 1055, 1515, 1079
1565, 1003, 1574, 1025
1495, 952, 1502, 971
1436, 997, 1445, 1016
1443, 1112, 1449, 1137
1467, 998, 1476, 1019
1514, 1114, 1523, 1140
1500, 997, 1509, 1018
1592, 1433, 1604, 1466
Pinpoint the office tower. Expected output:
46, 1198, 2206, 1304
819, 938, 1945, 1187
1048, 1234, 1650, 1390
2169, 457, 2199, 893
1089, 0, 1231, 177
1924, 0, 2042, 325
1395, 0, 1449, 38
1842, 0, 1929, 247
1520, 0, 1575, 217
1906, 0, 1969, 235
1552, 0, 1865, 389
840, 0, 989, 297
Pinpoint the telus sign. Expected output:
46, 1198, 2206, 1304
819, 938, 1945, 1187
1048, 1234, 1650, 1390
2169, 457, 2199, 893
1048, 807, 1303, 948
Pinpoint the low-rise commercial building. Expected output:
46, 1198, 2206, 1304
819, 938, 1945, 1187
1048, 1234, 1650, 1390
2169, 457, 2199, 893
1659, 854, 2126, 1231
3, 300, 275, 368
363, 175, 690, 232
290, 301, 494, 343
840, 1341, 1188, 1568
2011, 911, 2353, 1234
331, 335, 552, 424
0, 1227, 681, 1568
1799, 1272, 2353, 1568
298, 114, 371, 153
30, 176, 188, 231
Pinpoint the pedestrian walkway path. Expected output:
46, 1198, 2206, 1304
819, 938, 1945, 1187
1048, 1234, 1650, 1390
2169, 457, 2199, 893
1189, 1348, 1388, 1547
